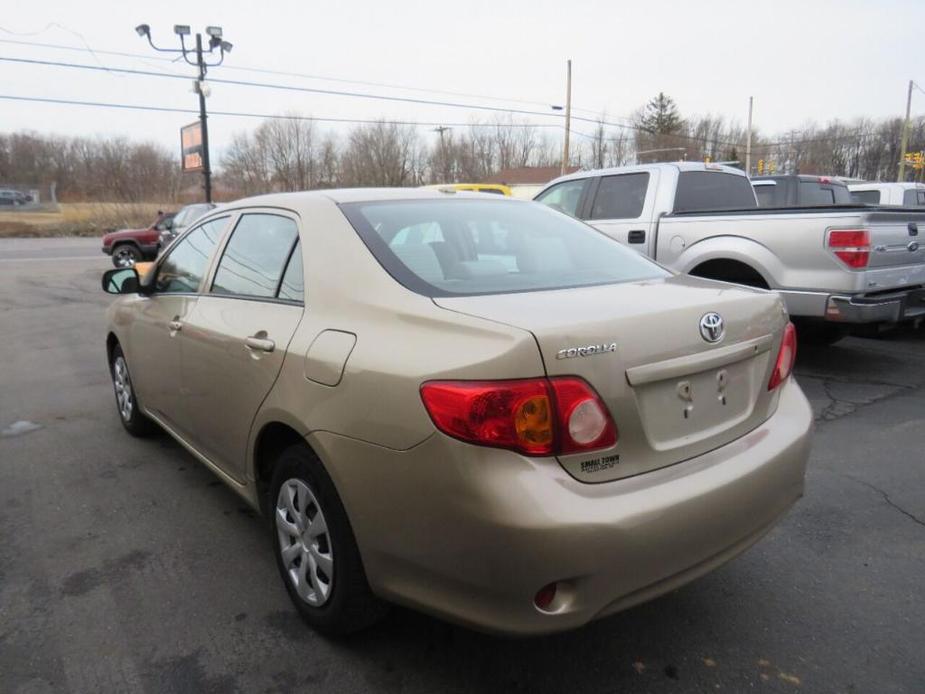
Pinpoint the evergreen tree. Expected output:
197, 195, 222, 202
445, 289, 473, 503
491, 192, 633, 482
639, 93, 683, 135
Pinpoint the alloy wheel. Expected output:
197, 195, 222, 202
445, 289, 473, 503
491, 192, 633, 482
114, 247, 136, 267
112, 356, 133, 421
276, 479, 334, 606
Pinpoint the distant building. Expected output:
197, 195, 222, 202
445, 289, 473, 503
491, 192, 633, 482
481, 166, 580, 199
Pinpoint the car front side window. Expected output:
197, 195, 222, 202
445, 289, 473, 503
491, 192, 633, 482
211, 214, 299, 299
155, 217, 227, 294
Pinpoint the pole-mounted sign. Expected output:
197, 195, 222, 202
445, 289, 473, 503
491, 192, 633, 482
180, 121, 204, 173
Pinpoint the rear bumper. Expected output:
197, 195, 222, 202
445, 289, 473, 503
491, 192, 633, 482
825, 287, 925, 323
779, 287, 925, 323
312, 378, 812, 636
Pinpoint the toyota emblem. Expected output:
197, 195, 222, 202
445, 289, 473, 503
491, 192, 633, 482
699, 312, 725, 343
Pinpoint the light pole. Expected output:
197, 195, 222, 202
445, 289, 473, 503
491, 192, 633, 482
134, 23, 233, 203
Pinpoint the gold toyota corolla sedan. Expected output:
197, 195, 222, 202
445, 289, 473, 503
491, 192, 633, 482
101, 189, 812, 636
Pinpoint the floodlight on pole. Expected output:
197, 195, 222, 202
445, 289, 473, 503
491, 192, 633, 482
135, 23, 233, 203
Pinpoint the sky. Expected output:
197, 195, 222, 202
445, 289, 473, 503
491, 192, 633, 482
1, 0, 923, 161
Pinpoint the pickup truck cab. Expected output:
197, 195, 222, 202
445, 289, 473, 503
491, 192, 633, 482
848, 182, 925, 207
101, 211, 175, 268
535, 163, 925, 339
753, 175, 852, 207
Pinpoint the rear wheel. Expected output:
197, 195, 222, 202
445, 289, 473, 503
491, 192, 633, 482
270, 444, 387, 635
110, 344, 158, 436
111, 244, 141, 268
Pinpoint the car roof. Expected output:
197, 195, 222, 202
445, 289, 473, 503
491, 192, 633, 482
223, 188, 527, 208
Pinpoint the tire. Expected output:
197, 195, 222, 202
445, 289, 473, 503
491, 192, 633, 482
269, 444, 387, 635
109, 344, 158, 436
111, 244, 142, 268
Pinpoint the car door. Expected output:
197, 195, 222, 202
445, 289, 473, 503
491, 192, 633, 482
582, 171, 658, 255
128, 216, 227, 432
180, 211, 305, 480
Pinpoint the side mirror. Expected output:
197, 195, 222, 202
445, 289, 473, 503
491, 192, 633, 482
101, 268, 140, 294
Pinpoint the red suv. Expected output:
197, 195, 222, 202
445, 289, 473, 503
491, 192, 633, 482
102, 211, 175, 268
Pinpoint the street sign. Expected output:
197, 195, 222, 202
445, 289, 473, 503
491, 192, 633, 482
180, 121, 204, 172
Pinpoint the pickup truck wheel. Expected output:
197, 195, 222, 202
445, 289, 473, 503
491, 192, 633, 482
112, 244, 141, 268
270, 444, 388, 635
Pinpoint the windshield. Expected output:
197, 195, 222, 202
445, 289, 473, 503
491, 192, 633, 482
341, 199, 669, 297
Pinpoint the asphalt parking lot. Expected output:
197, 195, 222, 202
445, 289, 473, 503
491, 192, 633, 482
1, 237, 923, 694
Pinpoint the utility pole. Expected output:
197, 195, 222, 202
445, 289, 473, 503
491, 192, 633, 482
135, 23, 233, 203
745, 96, 753, 175
432, 126, 452, 182
898, 80, 914, 182
561, 59, 572, 176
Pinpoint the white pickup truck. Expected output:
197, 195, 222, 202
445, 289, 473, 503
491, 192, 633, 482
534, 163, 925, 340
848, 182, 925, 207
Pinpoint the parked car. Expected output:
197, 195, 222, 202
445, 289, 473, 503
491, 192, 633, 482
848, 182, 925, 207
101, 211, 176, 268
101, 189, 811, 636
157, 202, 216, 246
752, 175, 852, 207
535, 163, 925, 342
0, 189, 26, 206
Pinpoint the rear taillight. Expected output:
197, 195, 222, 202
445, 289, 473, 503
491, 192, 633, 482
420, 377, 617, 456
768, 322, 797, 391
828, 229, 870, 269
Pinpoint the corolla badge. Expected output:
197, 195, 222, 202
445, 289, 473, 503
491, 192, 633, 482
699, 312, 725, 343
556, 342, 617, 359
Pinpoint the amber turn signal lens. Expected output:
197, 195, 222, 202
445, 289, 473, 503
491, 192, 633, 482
514, 395, 553, 447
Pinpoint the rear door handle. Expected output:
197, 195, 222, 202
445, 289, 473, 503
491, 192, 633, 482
628, 229, 646, 244
244, 335, 276, 353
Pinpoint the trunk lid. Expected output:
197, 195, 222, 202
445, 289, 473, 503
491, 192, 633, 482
434, 275, 788, 482
864, 210, 925, 270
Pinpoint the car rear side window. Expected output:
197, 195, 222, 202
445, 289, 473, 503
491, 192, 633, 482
588, 173, 649, 220
534, 179, 587, 217
851, 190, 881, 204
277, 241, 304, 303
211, 214, 299, 299
903, 189, 925, 206
155, 217, 227, 293
341, 198, 668, 297
673, 171, 757, 212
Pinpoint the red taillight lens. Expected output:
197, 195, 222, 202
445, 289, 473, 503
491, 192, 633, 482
828, 229, 870, 269
420, 377, 617, 456
768, 322, 797, 391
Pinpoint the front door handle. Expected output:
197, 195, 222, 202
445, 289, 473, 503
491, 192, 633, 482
244, 334, 276, 353
168, 319, 183, 332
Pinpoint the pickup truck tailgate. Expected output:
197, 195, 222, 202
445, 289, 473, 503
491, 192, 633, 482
865, 211, 925, 269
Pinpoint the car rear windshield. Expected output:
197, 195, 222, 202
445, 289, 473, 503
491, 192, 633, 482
341, 199, 669, 297
673, 171, 758, 212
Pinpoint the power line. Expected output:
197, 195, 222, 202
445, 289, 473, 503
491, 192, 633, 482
1, 55, 905, 150
0, 93, 563, 129
0, 35, 606, 117
0, 55, 640, 131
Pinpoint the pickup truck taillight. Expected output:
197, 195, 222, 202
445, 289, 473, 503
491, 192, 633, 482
827, 229, 870, 269
420, 377, 617, 456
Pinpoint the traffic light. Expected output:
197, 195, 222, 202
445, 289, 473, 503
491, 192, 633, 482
768, 160, 776, 174
757, 159, 765, 175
